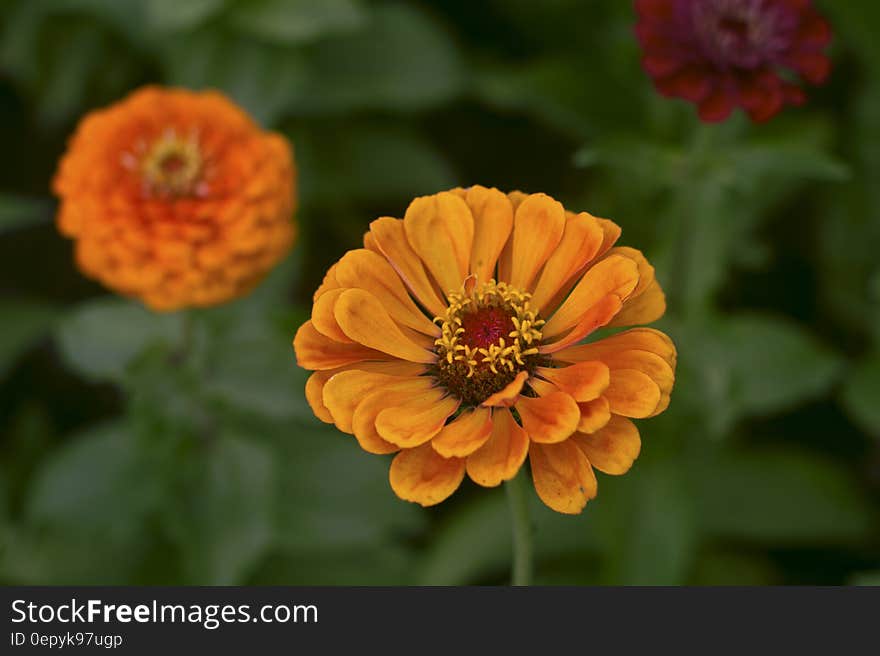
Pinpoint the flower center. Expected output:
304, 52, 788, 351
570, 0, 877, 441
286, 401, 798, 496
141, 131, 203, 196
433, 279, 544, 406
689, 0, 791, 69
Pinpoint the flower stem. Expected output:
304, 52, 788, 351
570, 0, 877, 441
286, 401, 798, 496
505, 470, 533, 586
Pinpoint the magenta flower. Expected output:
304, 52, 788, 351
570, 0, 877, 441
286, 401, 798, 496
635, 0, 832, 122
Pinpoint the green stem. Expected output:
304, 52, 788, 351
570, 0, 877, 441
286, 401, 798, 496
505, 470, 533, 586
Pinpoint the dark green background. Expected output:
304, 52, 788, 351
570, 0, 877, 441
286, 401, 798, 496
1, 0, 878, 585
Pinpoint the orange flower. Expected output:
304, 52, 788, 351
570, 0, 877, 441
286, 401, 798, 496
53, 86, 296, 311
293, 187, 675, 514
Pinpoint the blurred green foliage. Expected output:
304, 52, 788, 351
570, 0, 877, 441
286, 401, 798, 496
0, 0, 878, 585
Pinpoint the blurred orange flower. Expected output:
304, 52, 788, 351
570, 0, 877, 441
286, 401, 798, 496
294, 187, 675, 514
53, 86, 296, 311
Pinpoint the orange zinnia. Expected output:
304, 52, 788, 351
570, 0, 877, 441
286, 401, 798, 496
294, 187, 675, 514
53, 86, 296, 311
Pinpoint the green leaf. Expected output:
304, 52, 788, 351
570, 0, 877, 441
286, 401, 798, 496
417, 492, 510, 585
294, 122, 457, 205
0, 194, 51, 234
25, 422, 162, 540
850, 571, 880, 586
720, 315, 842, 416
146, 0, 228, 33
277, 422, 424, 553
229, 0, 366, 45
55, 298, 184, 383
695, 448, 875, 545
0, 300, 59, 379
598, 458, 697, 585
168, 434, 276, 585
202, 310, 310, 420
292, 4, 463, 113
159, 29, 307, 126
841, 351, 880, 438
681, 314, 843, 433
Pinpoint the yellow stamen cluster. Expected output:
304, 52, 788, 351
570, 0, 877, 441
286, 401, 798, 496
434, 279, 544, 378
140, 130, 203, 196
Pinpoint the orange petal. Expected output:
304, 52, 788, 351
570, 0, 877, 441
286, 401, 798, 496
553, 327, 677, 369
604, 368, 662, 418
324, 371, 432, 434
369, 216, 446, 317
605, 247, 655, 298
293, 321, 386, 370
572, 416, 641, 475
334, 248, 439, 336
389, 443, 465, 507
403, 191, 474, 297
539, 293, 622, 354
508, 193, 566, 291
515, 391, 580, 444
599, 348, 674, 418
311, 288, 354, 343
351, 381, 439, 454
376, 394, 461, 448
305, 371, 335, 423
466, 408, 529, 487
592, 217, 622, 260
431, 407, 494, 457
481, 370, 528, 407
600, 350, 674, 395
464, 185, 514, 283
529, 441, 597, 514
609, 278, 667, 327
577, 396, 612, 433
536, 361, 610, 402
334, 288, 435, 363
506, 190, 529, 210
363, 230, 380, 253
312, 262, 340, 302
543, 255, 639, 339
530, 212, 605, 313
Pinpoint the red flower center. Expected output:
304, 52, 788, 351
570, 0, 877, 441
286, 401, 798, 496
690, 0, 792, 70
459, 305, 515, 351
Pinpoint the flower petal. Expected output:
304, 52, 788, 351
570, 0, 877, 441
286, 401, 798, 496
334, 288, 435, 363
507, 193, 566, 291
609, 278, 667, 327
351, 382, 441, 454
323, 370, 432, 434
515, 391, 580, 444
530, 212, 605, 313
376, 394, 461, 448
572, 416, 641, 475
293, 320, 386, 370
543, 255, 639, 339
529, 441, 597, 514
466, 408, 529, 486
539, 293, 623, 355
553, 327, 677, 369
432, 407, 494, 458
404, 191, 474, 297
335, 248, 439, 336
312, 288, 354, 343
389, 444, 465, 507
536, 361, 610, 402
312, 262, 340, 302
577, 396, 612, 433
465, 185, 514, 283
604, 368, 662, 418
481, 370, 528, 407
593, 217, 622, 260
369, 216, 446, 317
305, 371, 335, 423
